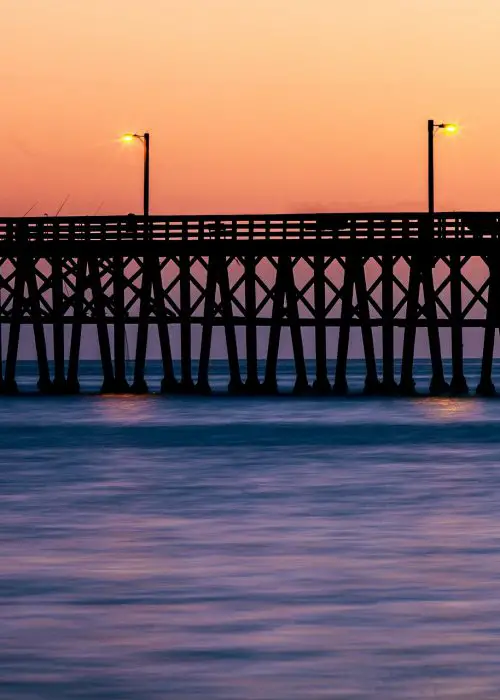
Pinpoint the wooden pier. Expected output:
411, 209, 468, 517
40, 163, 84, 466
0, 212, 499, 395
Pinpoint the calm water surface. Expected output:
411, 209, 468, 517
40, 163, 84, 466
2, 360, 500, 699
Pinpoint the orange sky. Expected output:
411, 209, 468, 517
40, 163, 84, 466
2, 0, 500, 216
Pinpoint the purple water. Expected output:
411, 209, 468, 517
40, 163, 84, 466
1, 360, 500, 699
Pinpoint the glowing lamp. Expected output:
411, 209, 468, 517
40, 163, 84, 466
428, 118, 461, 214
118, 131, 150, 216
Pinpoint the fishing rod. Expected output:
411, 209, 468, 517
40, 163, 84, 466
55, 194, 70, 217
22, 201, 38, 217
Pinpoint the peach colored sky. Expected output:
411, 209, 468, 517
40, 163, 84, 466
2, 0, 500, 216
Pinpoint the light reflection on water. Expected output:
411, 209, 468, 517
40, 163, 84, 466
2, 361, 500, 698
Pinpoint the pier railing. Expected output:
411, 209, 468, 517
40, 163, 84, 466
1, 212, 500, 242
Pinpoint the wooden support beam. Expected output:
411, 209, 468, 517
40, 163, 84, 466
179, 254, 194, 392
313, 255, 330, 393
381, 253, 397, 394
449, 253, 468, 394
25, 255, 52, 393
244, 255, 260, 393
477, 258, 497, 396
263, 257, 285, 394
0, 259, 3, 391
333, 257, 355, 395
354, 256, 380, 394
113, 254, 129, 393
197, 255, 217, 394
131, 257, 152, 394
52, 253, 66, 393
151, 257, 177, 393
399, 262, 420, 396
217, 257, 243, 393
422, 262, 449, 395
283, 257, 308, 394
67, 256, 87, 394
4, 255, 25, 394
88, 257, 115, 394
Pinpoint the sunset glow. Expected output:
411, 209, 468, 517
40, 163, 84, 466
2, 0, 500, 216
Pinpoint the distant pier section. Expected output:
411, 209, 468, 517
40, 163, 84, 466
0, 212, 499, 396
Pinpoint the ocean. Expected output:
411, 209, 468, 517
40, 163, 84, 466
2, 359, 500, 699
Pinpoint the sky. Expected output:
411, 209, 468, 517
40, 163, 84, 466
2, 0, 500, 216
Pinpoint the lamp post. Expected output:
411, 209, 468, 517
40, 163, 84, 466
427, 119, 461, 397
428, 120, 457, 214
121, 132, 150, 217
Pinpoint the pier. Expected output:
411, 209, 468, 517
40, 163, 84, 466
0, 212, 499, 396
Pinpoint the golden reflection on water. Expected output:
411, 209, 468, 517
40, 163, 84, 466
96, 394, 155, 422
419, 397, 485, 420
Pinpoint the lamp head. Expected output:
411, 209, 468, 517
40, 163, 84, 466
436, 123, 458, 134
121, 133, 136, 143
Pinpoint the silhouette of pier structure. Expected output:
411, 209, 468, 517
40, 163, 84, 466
0, 212, 499, 396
